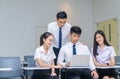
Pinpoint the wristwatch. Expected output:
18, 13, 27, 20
91, 69, 96, 72
106, 63, 109, 66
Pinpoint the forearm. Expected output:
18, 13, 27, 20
103, 57, 115, 66
51, 68, 55, 73
38, 63, 50, 67
95, 62, 108, 67
36, 59, 51, 67
51, 61, 55, 73
65, 62, 70, 67
108, 62, 115, 66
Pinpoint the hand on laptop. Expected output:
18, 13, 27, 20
65, 62, 70, 67
55, 65, 61, 68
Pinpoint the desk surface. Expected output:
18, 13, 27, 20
22, 65, 120, 70
23, 67, 49, 70
0, 68, 12, 71
64, 65, 120, 69
96, 65, 120, 69
64, 66, 89, 69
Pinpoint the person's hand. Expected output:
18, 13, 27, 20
49, 65, 56, 68
55, 65, 62, 69
65, 62, 70, 67
91, 70, 98, 79
51, 72, 56, 76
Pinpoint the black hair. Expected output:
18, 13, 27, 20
56, 11, 67, 19
70, 26, 82, 35
40, 32, 53, 46
93, 30, 111, 57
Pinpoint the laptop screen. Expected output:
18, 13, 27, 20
70, 55, 90, 67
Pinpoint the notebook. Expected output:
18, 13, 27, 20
70, 55, 90, 67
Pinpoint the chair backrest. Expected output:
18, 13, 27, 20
24, 55, 35, 67
115, 56, 120, 65
2, 77, 22, 79
0, 57, 23, 78
24, 55, 35, 76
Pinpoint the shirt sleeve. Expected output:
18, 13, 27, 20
47, 23, 52, 33
52, 50, 56, 60
90, 48, 94, 57
85, 46, 96, 70
34, 48, 41, 60
66, 24, 72, 43
57, 47, 66, 66
110, 46, 116, 57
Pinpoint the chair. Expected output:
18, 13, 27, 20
115, 56, 120, 78
0, 57, 23, 79
115, 56, 120, 65
24, 55, 35, 67
24, 55, 35, 79
1, 77, 22, 79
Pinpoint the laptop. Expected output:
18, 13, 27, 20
70, 55, 90, 67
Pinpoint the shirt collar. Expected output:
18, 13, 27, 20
55, 22, 66, 30
40, 45, 51, 55
40, 45, 45, 52
69, 41, 81, 47
98, 45, 109, 51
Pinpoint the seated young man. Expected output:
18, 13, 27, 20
57, 26, 98, 79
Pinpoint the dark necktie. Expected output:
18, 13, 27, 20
73, 44, 76, 55
59, 27, 62, 49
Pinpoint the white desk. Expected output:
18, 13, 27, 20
23, 67, 49, 70
64, 66, 120, 69
64, 65, 120, 69
96, 65, 120, 69
64, 66, 89, 69
0, 68, 12, 71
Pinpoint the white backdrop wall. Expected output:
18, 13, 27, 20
93, 0, 120, 55
0, 0, 94, 60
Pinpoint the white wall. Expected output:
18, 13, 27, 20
93, 0, 120, 55
0, 0, 94, 60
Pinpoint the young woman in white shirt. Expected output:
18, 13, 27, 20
31, 32, 58, 79
92, 30, 117, 79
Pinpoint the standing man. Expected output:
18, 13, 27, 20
57, 26, 98, 79
47, 11, 71, 65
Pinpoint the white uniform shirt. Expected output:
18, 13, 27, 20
91, 45, 116, 64
57, 42, 96, 70
48, 22, 71, 48
34, 45, 56, 67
